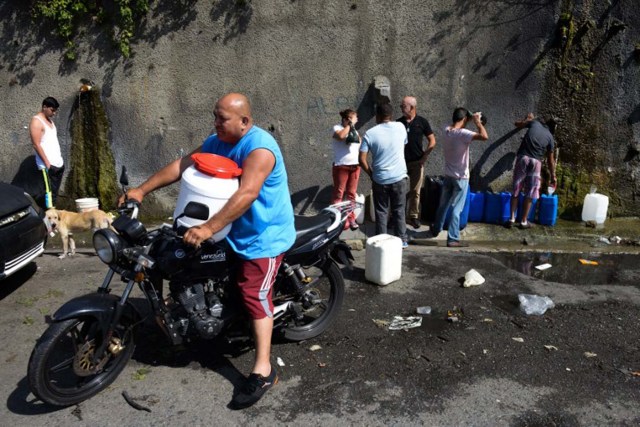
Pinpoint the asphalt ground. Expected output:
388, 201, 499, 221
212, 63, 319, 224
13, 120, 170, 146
1, 219, 639, 426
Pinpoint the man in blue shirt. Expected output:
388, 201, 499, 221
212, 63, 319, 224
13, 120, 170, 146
124, 93, 294, 409
359, 103, 409, 246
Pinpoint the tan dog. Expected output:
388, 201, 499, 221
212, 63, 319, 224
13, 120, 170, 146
45, 208, 113, 258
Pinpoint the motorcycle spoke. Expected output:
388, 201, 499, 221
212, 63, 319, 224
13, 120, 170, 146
315, 300, 328, 310
279, 261, 344, 340
69, 326, 83, 353
32, 315, 135, 405
48, 356, 75, 374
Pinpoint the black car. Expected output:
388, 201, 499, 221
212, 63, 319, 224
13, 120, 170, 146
0, 183, 47, 280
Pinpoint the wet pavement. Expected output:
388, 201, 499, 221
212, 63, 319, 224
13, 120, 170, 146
485, 251, 640, 286
341, 216, 640, 253
2, 216, 639, 425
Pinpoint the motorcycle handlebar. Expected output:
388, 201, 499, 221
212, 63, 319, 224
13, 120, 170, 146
160, 224, 216, 252
117, 199, 141, 219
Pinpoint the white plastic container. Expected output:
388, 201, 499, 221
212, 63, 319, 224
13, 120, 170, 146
354, 193, 365, 224
75, 197, 99, 212
581, 193, 609, 224
365, 234, 403, 286
173, 153, 242, 242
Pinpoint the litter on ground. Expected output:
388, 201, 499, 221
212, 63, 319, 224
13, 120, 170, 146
446, 307, 464, 322
463, 269, 485, 287
518, 294, 555, 315
388, 316, 422, 330
416, 306, 432, 315
372, 319, 389, 328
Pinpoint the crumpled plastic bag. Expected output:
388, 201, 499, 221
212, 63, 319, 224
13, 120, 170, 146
518, 294, 555, 315
463, 269, 485, 287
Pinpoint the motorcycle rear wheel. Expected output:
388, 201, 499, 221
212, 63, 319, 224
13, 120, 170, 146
279, 260, 344, 341
28, 316, 135, 407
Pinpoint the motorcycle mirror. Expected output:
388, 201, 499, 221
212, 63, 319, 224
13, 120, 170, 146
119, 166, 129, 187
183, 202, 210, 221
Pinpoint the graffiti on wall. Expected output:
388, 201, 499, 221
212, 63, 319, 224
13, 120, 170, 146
306, 96, 360, 117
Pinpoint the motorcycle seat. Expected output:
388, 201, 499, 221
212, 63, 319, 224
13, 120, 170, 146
293, 212, 333, 246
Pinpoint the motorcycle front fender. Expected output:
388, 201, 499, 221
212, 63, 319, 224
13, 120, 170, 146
52, 293, 140, 326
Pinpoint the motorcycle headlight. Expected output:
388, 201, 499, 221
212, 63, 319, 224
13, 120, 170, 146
93, 229, 124, 264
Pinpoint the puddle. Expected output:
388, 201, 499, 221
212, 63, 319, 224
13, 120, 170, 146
486, 252, 640, 286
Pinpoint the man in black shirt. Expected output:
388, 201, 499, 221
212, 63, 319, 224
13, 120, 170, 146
398, 96, 436, 229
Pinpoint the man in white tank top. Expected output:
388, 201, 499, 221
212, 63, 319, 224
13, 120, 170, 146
30, 97, 64, 209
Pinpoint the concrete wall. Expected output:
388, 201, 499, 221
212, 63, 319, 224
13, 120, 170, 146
1, 0, 639, 216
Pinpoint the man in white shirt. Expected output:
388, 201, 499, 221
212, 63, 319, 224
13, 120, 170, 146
30, 97, 64, 209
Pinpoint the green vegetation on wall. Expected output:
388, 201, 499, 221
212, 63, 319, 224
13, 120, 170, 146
553, 164, 608, 219
65, 87, 118, 210
32, 0, 149, 60
539, 0, 630, 219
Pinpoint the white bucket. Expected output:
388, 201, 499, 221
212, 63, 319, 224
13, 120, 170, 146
75, 197, 99, 212
365, 234, 402, 286
581, 193, 609, 224
173, 162, 240, 242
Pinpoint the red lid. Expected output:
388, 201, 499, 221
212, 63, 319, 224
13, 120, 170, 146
191, 153, 242, 179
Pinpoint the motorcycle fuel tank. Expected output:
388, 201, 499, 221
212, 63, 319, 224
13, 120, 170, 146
154, 238, 234, 281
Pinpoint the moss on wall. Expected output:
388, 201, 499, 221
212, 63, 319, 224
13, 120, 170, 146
64, 87, 118, 211
538, 0, 635, 218
554, 164, 611, 219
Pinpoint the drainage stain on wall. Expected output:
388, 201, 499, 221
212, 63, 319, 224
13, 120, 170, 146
540, 0, 636, 219
64, 85, 118, 211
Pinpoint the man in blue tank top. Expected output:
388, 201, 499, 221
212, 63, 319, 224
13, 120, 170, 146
123, 93, 295, 409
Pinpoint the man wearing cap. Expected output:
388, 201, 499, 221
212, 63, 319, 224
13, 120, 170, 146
122, 93, 294, 409
429, 108, 488, 247
505, 113, 557, 229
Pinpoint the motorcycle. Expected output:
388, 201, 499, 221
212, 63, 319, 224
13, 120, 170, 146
27, 168, 356, 407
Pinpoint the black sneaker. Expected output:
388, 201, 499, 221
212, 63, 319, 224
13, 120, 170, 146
424, 229, 439, 239
408, 217, 421, 229
230, 368, 278, 410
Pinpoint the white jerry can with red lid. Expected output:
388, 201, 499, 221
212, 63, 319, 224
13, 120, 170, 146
173, 153, 242, 241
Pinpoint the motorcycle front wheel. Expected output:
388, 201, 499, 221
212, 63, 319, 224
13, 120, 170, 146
28, 316, 135, 407
278, 260, 345, 341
